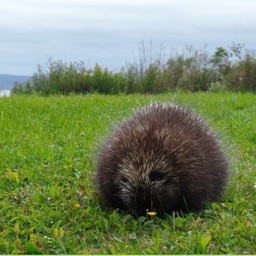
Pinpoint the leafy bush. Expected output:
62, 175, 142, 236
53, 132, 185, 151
12, 43, 256, 95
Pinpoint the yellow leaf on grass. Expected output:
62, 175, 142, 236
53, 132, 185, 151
53, 227, 64, 239
11, 222, 21, 234
201, 233, 211, 250
5, 169, 20, 184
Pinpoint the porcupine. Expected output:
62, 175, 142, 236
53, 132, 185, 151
96, 102, 229, 217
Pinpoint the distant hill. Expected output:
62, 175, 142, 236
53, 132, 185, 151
0, 74, 31, 89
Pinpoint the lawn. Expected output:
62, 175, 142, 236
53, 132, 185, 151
0, 92, 255, 254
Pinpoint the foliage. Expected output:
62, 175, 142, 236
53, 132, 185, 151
11, 43, 256, 95
0, 93, 255, 254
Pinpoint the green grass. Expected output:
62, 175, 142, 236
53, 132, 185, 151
0, 92, 255, 254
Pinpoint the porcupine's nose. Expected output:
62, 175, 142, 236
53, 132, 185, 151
133, 187, 154, 216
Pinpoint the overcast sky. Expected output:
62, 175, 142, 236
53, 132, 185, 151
1, 0, 256, 75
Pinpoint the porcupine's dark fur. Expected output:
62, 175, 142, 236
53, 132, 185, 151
96, 102, 229, 217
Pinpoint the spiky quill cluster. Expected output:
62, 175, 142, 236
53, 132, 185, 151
96, 102, 229, 217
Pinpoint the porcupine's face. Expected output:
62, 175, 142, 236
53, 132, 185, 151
117, 168, 180, 217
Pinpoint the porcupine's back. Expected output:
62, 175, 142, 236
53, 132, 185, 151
96, 102, 229, 217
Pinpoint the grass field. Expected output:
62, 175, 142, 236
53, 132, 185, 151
0, 92, 255, 254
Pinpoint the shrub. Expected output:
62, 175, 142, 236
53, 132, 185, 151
12, 43, 256, 95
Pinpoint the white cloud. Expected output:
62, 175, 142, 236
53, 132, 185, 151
0, 0, 256, 75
